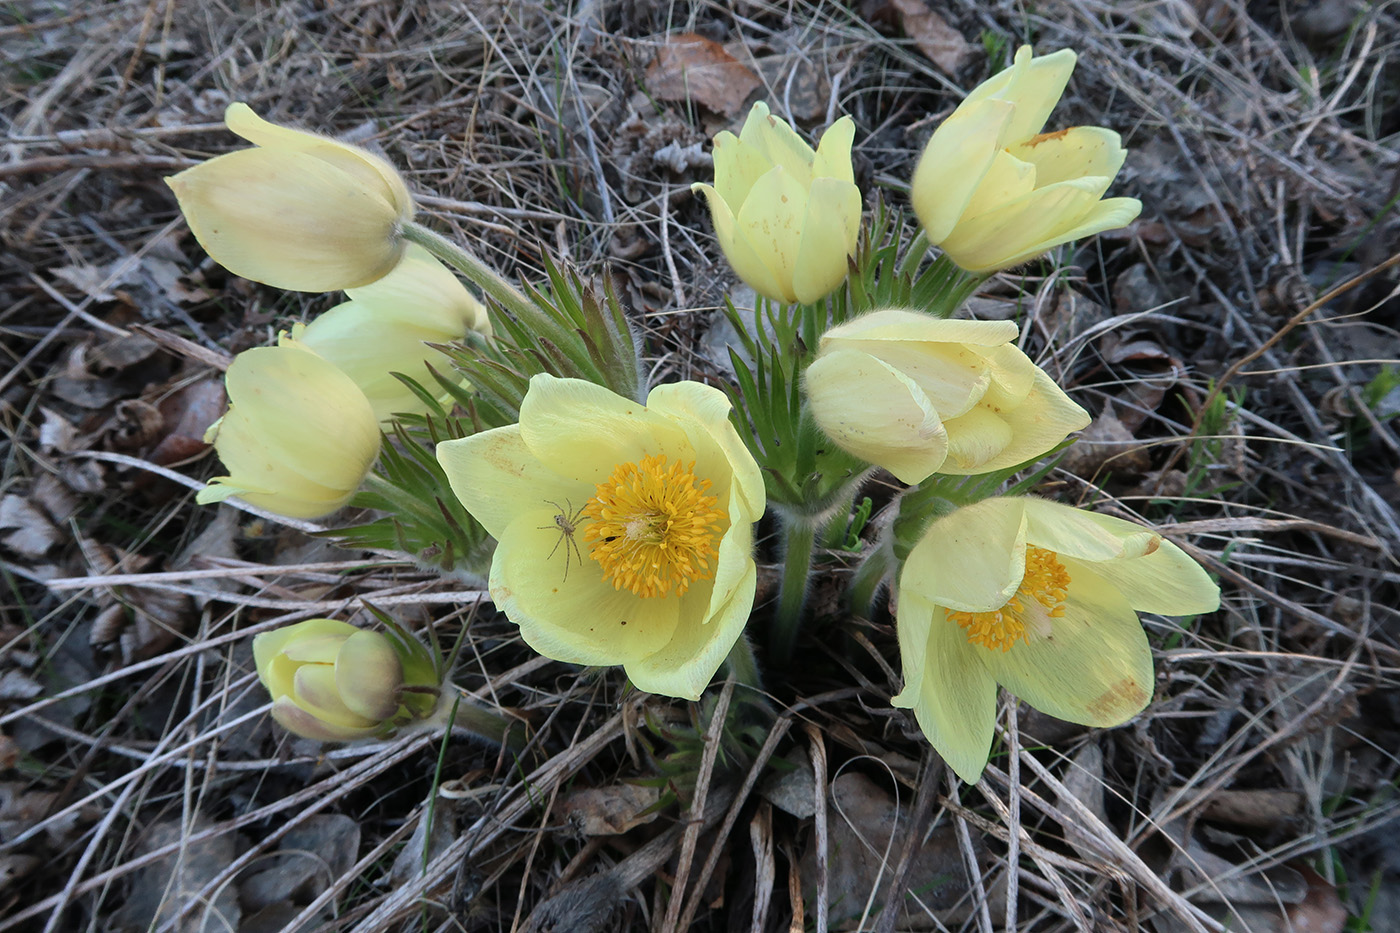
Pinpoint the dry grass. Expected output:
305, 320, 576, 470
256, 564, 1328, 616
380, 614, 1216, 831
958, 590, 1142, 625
2, 0, 1399, 931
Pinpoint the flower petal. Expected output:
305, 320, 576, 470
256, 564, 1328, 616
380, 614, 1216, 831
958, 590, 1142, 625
271, 696, 379, 742
959, 149, 1036, 221
335, 630, 403, 721
490, 513, 679, 666
910, 99, 1013, 244
805, 348, 949, 484
435, 426, 585, 539
962, 47, 1077, 144
692, 182, 792, 303
938, 368, 1089, 474
792, 175, 861, 304
166, 147, 404, 291
812, 115, 857, 185
645, 381, 765, 521
735, 166, 809, 303
985, 197, 1143, 272
518, 375, 693, 485
902, 497, 1027, 612
1020, 497, 1161, 563
1011, 126, 1127, 188
978, 559, 1153, 727
937, 175, 1112, 272
892, 588, 1000, 784
712, 132, 774, 215
293, 664, 378, 729
739, 102, 816, 188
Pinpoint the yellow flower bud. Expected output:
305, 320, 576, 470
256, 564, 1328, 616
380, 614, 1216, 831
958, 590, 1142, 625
891, 497, 1219, 782
253, 618, 439, 741
197, 339, 381, 519
692, 102, 862, 305
804, 309, 1089, 483
910, 47, 1141, 273
166, 103, 414, 292
293, 244, 490, 421
435, 374, 766, 701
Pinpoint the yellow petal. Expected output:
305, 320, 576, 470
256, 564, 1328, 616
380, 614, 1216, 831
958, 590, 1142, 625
712, 132, 774, 215
517, 374, 692, 485
292, 664, 379, 729
166, 148, 405, 291
627, 557, 757, 701
910, 99, 1013, 243
345, 243, 488, 335
792, 175, 861, 304
1011, 126, 1127, 188
1022, 501, 1220, 615
739, 102, 817, 188
435, 426, 585, 539
902, 498, 1027, 612
490, 513, 678, 665
891, 588, 1000, 784
940, 405, 1014, 472
962, 47, 1077, 144
805, 348, 950, 484
937, 175, 1111, 272
821, 308, 1019, 347
224, 103, 413, 225
812, 115, 856, 185
978, 559, 1153, 727
937, 368, 1089, 475
253, 619, 352, 682
958, 149, 1035, 221
984, 196, 1143, 272
692, 182, 792, 303
735, 166, 809, 303
645, 381, 766, 521
271, 696, 379, 742
335, 630, 404, 721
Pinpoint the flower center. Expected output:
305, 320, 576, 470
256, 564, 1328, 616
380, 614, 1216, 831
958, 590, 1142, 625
947, 547, 1071, 652
582, 454, 726, 599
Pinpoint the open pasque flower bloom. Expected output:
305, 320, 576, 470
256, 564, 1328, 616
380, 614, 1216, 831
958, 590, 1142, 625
692, 101, 861, 305
892, 497, 1219, 783
167, 102, 414, 291
436, 374, 765, 700
910, 46, 1141, 273
293, 244, 490, 421
197, 338, 380, 519
254, 618, 440, 741
805, 309, 1089, 483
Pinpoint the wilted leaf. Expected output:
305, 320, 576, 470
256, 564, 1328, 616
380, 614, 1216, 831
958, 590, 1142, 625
889, 0, 971, 75
646, 33, 761, 116
0, 495, 62, 558
559, 783, 661, 836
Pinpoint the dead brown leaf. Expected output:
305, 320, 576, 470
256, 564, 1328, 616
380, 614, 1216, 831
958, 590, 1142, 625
646, 34, 761, 116
559, 783, 661, 836
888, 0, 971, 75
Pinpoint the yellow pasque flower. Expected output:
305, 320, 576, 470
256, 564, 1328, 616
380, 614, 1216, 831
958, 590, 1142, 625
804, 308, 1089, 483
197, 338, 381, 519
892, 497, 1219, 783
435, 374, 765, 700
166, 102, 414, 291
293, 244, 490, 421
911, 46, 1141, 273
254, 618, 440, 741
692, 101, 862, 305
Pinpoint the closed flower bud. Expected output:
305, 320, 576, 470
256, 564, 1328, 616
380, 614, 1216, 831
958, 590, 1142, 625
253, 618, 441, 741
910, 47, 1141, 273
166, 103, 414, 292
805, 309, 1089, 483
197, 339, 381, 519
294, 244, 490, 421
693, 102, 862, 305
892, 497, 1219, 782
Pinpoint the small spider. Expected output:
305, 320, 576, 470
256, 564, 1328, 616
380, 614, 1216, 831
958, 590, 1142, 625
539, 500, 587, 582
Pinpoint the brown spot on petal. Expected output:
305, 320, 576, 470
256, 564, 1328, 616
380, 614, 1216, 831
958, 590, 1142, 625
1085, 677, 1148, 724
1024, 128, 1073, 147
1144, 535, 1161, 555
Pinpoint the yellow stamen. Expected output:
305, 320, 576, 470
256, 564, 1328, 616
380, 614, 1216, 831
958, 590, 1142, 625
582, 454, 726, 599
947, 547, 1071, 652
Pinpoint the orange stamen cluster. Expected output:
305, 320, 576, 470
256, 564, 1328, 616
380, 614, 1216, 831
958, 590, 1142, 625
947, 546, 1071, 652
582, 455, 726, 599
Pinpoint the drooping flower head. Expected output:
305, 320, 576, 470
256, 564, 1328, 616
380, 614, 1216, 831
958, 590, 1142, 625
436, 375, 765, 700
893, 497, 1219, 783
911, 47, 1141, 273
167, 103, 414, 291
254, 618, 440, 741
293, 244, 490, 421
693, 101, 862, 305
805, 309, 1089, 483
197, 338, 380, 519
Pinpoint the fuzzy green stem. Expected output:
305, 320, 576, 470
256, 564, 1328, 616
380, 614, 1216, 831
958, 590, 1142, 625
770, 516, 817, 669
445, 692, 527, 752
848, 542, 893, 619
722, 635, 763, 692
403, 222, 534, 320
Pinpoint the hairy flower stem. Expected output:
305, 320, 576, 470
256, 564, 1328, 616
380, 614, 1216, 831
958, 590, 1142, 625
848, 542, 893, 619
403, 222, 535, 321
443, 694, 527, 752
770, 516, 817, 669
722, 635, 763, 692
